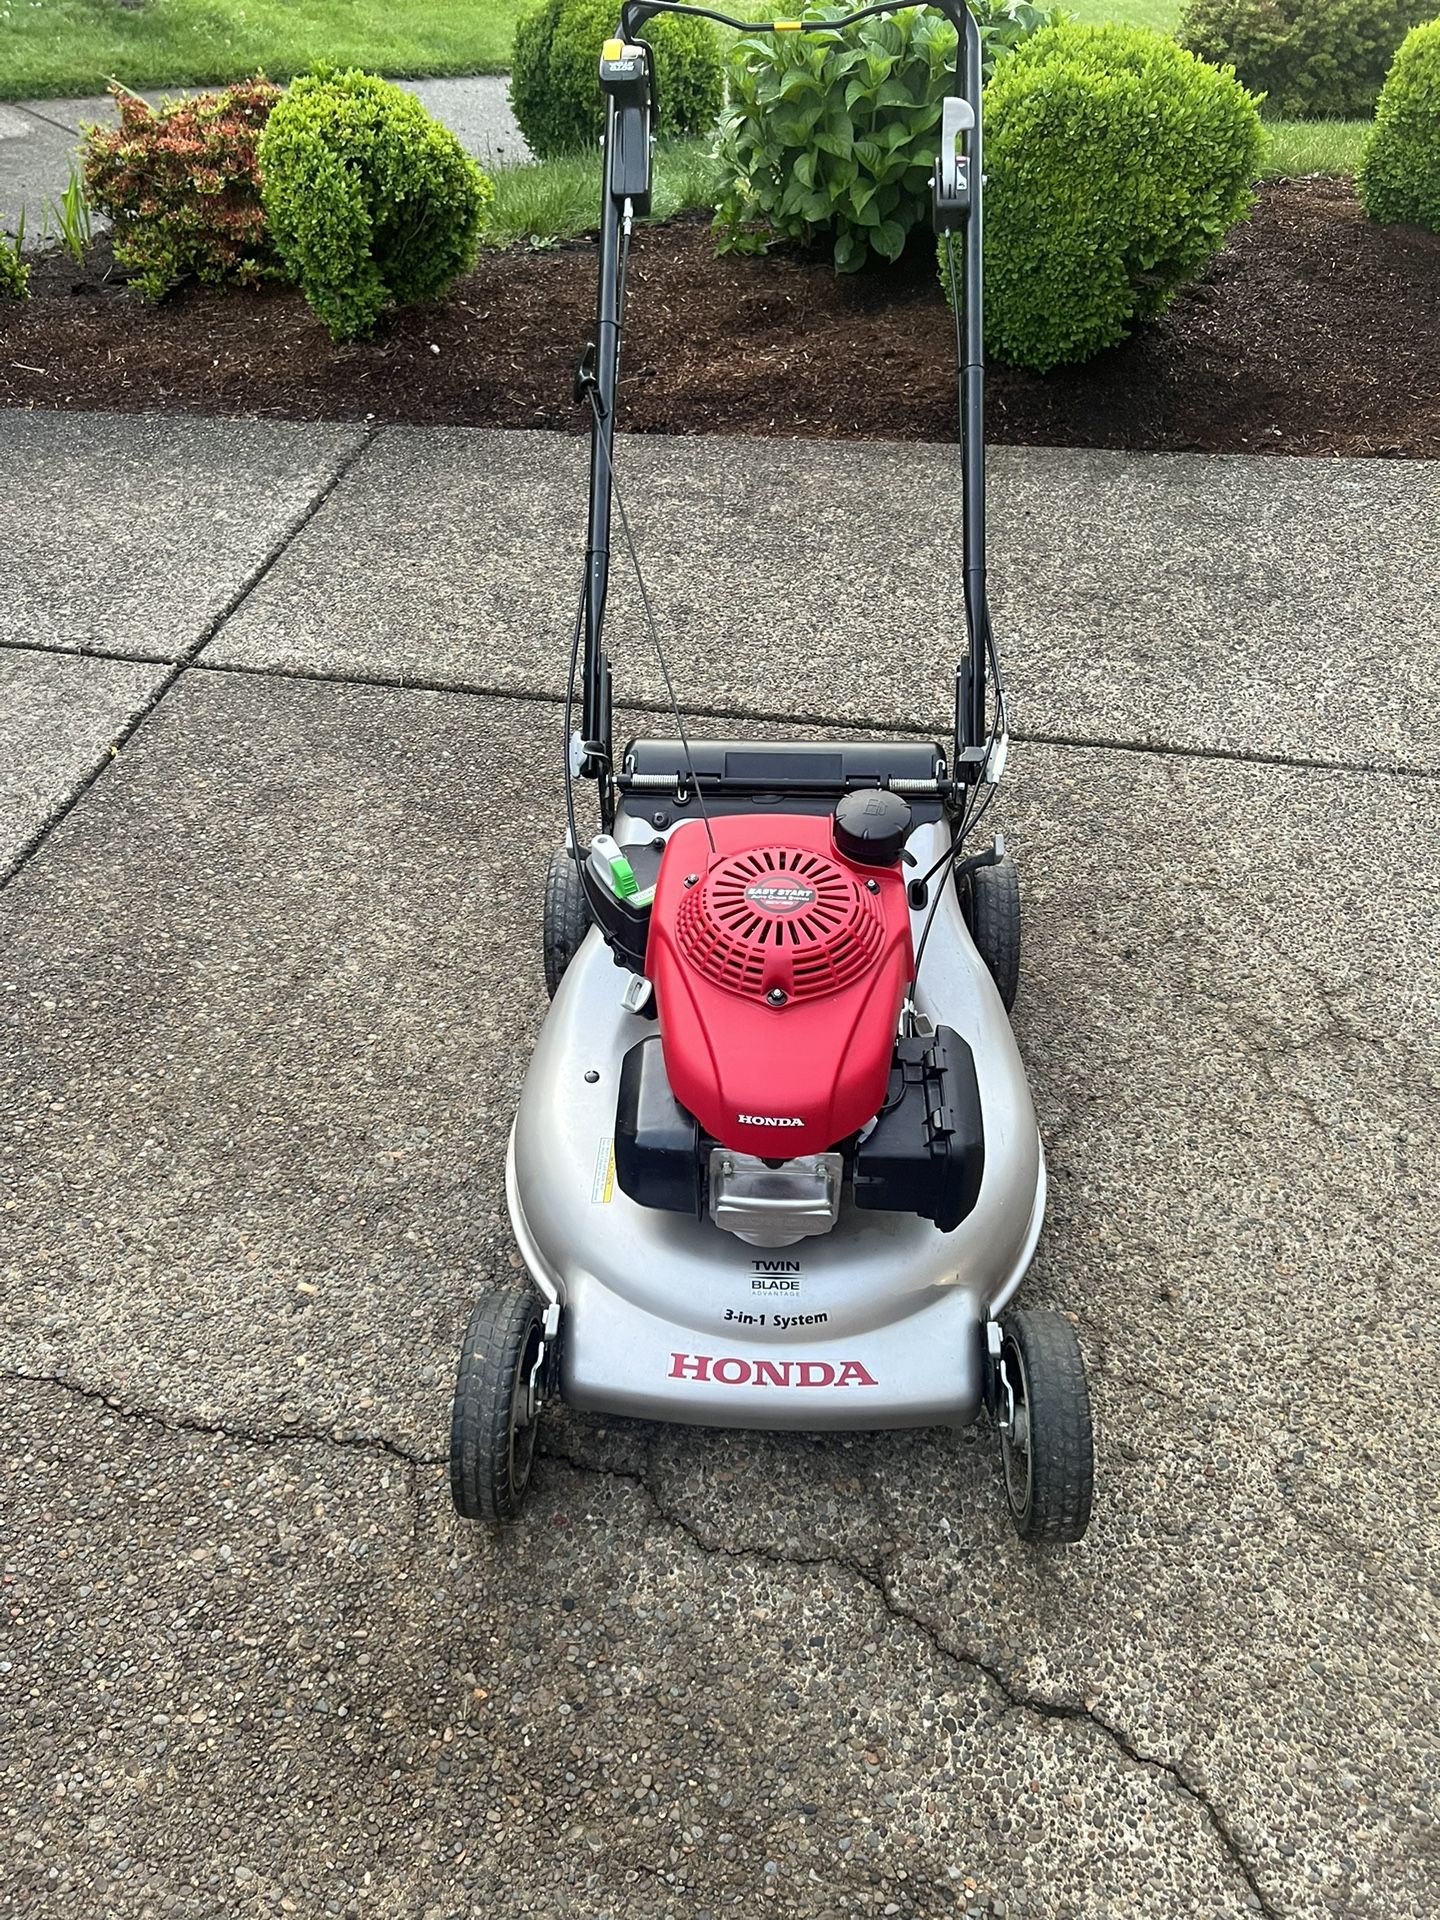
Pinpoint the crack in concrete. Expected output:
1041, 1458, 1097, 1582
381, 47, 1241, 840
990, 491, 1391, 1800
6, 1365, 446, 1472
11, 1358, 1279, 1912
9, 1365, 1290, 1911
8, 99, 87, 137
538, 1440, 1280, 1920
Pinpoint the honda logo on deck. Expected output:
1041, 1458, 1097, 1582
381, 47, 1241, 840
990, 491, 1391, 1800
669, 1353, 877, 1388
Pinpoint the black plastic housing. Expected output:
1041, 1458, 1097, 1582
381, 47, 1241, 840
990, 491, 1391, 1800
609, 101, 653, 211
615, 1035, 705, 1217
852, 1026, 985, 1232
583, 839, 663, 974
620, 737, 949, 824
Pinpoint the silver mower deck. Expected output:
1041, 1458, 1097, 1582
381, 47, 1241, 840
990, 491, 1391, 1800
507, 814, 1045, 1431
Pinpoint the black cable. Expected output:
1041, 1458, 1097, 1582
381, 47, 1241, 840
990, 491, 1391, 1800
561, 565, 589, 876
586, 218, 718, 855
905, 232, 1010, 1014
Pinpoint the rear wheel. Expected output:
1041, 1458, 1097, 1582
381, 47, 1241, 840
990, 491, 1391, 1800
961, 853, 1021, 1012
450, 1286, 547, 1523
543, 844, 590, 999
996, 1308, 1094, 1544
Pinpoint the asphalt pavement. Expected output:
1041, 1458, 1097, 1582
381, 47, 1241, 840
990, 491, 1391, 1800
2, 411, 1437, 1920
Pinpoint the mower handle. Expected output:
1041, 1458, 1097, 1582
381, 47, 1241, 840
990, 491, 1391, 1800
583, 0, 993, 802
620, 0, 980, 46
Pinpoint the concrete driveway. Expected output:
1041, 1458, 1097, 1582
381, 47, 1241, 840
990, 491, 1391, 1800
2, 412, 1437, 1920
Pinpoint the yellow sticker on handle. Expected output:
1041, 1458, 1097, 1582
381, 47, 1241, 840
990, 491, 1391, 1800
774, 18, 803, 27
602, 36, 624, 57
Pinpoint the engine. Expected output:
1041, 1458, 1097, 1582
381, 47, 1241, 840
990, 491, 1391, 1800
648, 813, 914, 1159
611, 796, 986, 1245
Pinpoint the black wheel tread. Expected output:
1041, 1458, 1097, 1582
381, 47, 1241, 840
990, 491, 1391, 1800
1002, 1307, 1094, 1544
543, 845, 590, 999
965, 854, 1021, 1012
450, 1286, 544, 1523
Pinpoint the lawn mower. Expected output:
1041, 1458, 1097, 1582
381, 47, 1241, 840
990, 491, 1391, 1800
449, 0, 1094, 1541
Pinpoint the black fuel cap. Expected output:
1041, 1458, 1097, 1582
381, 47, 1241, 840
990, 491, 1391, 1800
833, 788, 912, 867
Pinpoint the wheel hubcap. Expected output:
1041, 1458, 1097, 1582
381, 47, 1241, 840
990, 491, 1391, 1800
508, 1322, 545, 1489
999, 1342, 1032, 1517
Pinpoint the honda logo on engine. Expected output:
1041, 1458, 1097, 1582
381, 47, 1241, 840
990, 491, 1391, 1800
669, 1353, 877, 1387
738, 1113, 803, 1127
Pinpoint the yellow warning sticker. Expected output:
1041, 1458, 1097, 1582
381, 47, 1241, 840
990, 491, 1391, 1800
591, 1138, 616, 1204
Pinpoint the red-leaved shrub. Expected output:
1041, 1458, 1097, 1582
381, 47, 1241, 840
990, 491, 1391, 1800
84, 79, 284, 300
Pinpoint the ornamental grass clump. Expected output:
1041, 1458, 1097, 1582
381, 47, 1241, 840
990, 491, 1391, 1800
510, 0, 723, 156
258, 68, 492, 343
1359, 19, 1440, 232
715, 0, 1058, 272
83, 79, 282, 300
1, 225, 28, 299
944, 22, 1263, 372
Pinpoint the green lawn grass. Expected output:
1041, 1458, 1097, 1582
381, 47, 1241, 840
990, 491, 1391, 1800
0, 0, 525, 99
483, 139, 723, 247
1062, 0, 1182, 30
1260, 117, 1368, 178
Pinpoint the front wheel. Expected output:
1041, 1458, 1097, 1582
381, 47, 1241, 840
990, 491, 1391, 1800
996, 1308, 1094, 1544
961, 853, 1021, 1012
543, 845, 590, 999
450, 1285, 547, 1523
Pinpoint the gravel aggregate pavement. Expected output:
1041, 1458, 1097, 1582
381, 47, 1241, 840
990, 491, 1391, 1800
0, 645, 166, 873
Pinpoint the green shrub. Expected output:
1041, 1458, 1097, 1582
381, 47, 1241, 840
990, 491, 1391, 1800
1178, 0, 1430, 119
0, 233, 29, 300
715, 1, 1058, 271
946, 22, 1263, 371
258, 68, 492, 342
510, 0, 724, 157
1359, 19, 1440, 229
82, 79, 282, 301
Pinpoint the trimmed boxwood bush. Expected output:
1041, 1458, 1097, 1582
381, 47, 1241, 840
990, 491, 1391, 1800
258, 69, 492, 342
1359, 20, 1440, 231
83, 79, 282, 301
1178, 0, 1430, 119
511, 0, 723, 156
715, 0, 1059, 272
945, 23, 1263, 372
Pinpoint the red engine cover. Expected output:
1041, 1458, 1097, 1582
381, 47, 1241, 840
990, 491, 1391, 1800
646, 814, 915, 1157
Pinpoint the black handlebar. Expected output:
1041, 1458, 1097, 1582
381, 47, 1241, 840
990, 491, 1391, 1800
583, 0, 992, 798
620, 0, 978, 44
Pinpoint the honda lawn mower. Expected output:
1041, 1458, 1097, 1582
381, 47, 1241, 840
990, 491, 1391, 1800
449, 0, 1094, 1541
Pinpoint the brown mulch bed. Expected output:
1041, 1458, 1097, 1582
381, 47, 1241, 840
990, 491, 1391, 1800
3, 177, 1437, 455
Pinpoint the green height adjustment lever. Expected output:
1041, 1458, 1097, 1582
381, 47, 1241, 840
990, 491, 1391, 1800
588, 833, 654, 907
